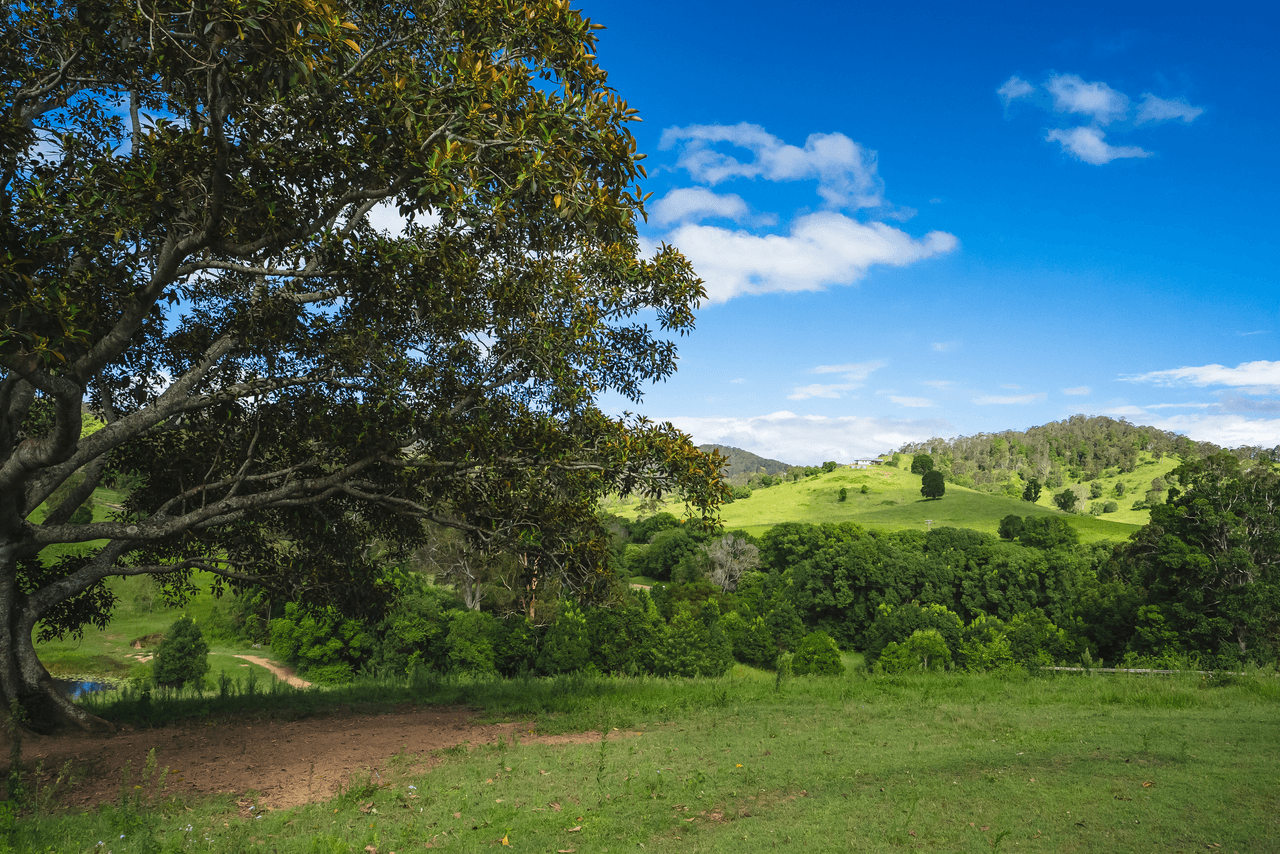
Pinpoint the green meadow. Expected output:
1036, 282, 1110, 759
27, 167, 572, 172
612, 455, 1184, 544
11, 666, 1280, 853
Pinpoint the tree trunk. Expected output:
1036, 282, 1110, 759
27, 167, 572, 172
0, 546, 114, 734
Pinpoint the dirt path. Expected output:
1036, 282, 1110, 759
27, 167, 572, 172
12, 707, 603, 812
230, 654, 312, 688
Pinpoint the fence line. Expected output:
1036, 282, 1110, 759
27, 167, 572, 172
1047, 666, 1277, 677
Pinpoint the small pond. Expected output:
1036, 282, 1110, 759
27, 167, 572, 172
57, 679, 116, 699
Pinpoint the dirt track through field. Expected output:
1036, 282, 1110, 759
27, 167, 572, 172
229, 654, 312, 688
12, 707, 601, 813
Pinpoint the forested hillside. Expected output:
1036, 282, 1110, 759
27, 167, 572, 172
894, 415, 1268, 496
699, 444, 794, 484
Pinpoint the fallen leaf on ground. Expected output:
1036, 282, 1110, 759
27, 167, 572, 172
567, 826, 582, 833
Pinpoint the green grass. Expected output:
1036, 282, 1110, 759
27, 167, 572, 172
669, 465, 1139, 543
35, 572, 275, 688
11, 668, 1279, 853
608, 453, 1187, 545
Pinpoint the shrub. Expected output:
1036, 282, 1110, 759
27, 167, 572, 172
536, 603, 591, 675
270, 603, 374, 680
1102, 500, 1118, 513
152, 615, 210, 689
875, 629, 951, 674
957, 614, 1014, 672
910, 454, 935, 475
838, 487, 848, 502
445, 609, 498, 675
866, 602, 962, 665
791, 631, 844, 676
654, 609, 732, 678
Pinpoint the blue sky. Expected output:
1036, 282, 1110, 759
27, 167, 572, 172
583, 0, 1280, 464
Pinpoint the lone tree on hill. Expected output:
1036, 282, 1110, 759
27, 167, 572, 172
1053, 489, 1078, 513
920, 470, 946, 500
1022, 478, 1042, 503
0, 0, 725, 731
910, 454, 935, 475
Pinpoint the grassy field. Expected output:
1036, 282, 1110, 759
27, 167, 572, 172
11, 666, 1279, 853
610, 462, 1168, 544
35, 572, 278, 690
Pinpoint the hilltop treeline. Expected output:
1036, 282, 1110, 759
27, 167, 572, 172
699, 444, 793, 485
895, 415, 1245, 495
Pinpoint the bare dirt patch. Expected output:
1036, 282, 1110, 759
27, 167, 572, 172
230, 654, 311, 688
12, 707, 603, 813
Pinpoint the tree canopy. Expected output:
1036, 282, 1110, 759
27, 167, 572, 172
920, 470, 945, 499
1123, 453, 1280, 660
1, 0, 725, 730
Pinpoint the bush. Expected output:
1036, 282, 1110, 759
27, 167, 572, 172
875, 629, 951, 674
152, 616, 210, 689
654, 609, 731, 678
838, 487, 848, 502
910, 454, 935, 475
537, 603, 591, 675
791, 631, 844, 676
1102, 500, 1118, 513
957, 614, 1014, 672
445, 609, 499, 675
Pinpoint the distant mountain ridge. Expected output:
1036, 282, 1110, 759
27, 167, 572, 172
699, 444, 793, 484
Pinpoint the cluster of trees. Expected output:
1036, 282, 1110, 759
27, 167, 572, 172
242, 452, 1275, 686
897, 416, 1242, 496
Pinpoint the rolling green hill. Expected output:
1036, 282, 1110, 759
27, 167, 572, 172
716, 464, 1144, 543
610, 453, 1185, 544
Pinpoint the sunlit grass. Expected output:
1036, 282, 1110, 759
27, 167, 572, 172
14, 668, 1279, 853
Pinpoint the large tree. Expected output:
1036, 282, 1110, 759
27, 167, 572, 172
1, 0, 725, 731
1124, 453, 1280, 661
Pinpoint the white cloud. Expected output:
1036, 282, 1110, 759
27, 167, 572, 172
658, 212, 958, 302
1046, 74, 1129, 124
1135, 94, 1204, 124
931, 342, 958, 352
788, 383, 860, 400
974, 392, 1047, 405
789, 361, 885, 400
730, 377, 746, 384
1062, 386, 1091, 396
921, 380, 953, 389
650, 187, 754, 226
1125, 360, 1280, 393
1046, 127, 1151, 165
998, 75, 1035, 105
812, 361, 885, 381
890, 396, 935, 408
667, 411, 955, 465
659, 123, 884, 209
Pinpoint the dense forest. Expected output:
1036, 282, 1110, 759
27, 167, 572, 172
895, 414, 1277, 496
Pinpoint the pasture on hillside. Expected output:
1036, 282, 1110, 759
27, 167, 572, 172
610, 463, 1153, 544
